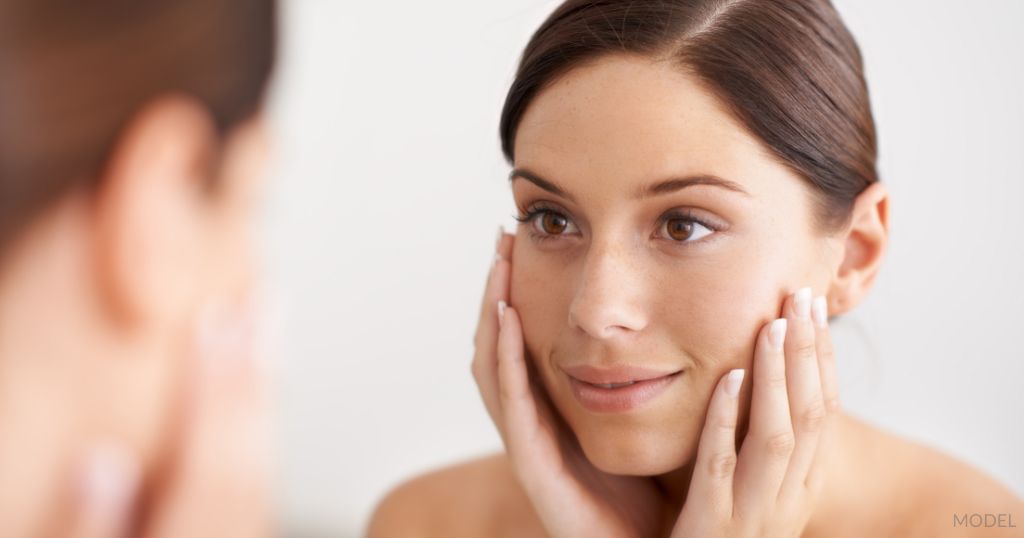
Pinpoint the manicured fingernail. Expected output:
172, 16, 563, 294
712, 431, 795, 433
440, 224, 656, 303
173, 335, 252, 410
769, 318, 787, 350
497, 300, 507, 328
495, 225, 505, 251
79, 443, 139, 525
793, 287, 812, 320
812, 296, 828, 328
725, 369, 745, 397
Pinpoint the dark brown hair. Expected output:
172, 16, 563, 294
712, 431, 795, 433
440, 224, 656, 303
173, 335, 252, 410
500, 0, 878, 231
0, 0, 276, 254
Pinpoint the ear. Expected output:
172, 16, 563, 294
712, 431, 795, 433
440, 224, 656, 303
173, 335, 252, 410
826, 181, 890, 316
93, 94, 219, 329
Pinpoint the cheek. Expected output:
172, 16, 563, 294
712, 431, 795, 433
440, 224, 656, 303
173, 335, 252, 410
509, 239, 574, 366
653, 240, 810, 373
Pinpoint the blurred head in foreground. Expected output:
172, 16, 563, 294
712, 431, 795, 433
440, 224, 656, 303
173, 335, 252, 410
0, 0, 276, 534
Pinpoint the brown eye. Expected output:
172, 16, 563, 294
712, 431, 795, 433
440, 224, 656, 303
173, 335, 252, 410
666, 218, 694, 241
541, 212, 568, 234
660, 215, 715, 243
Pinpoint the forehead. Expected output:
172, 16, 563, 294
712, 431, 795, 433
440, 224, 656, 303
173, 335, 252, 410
513, 54, 791, 198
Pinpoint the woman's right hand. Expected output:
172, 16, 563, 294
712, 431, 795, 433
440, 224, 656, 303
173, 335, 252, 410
472, 230, 670, 538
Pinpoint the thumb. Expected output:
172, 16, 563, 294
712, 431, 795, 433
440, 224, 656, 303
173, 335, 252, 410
66, 443, 141, 538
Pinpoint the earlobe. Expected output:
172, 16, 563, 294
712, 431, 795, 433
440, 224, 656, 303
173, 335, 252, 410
827, 182, 890, 316
93, 94, 219, 328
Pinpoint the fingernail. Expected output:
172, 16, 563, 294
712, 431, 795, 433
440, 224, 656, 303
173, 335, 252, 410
793, 287, 812, 320
769, 318, 787, 350
79, 443, 140, 526
495, 225, 505, 251
812, 296, 828, 328
725, 369, 745, 397
497, 300, 507, 328
494, 252, 504, 266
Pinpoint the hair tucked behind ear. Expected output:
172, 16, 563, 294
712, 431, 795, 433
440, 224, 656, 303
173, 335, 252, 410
0, 0, 277, 255
500, 0, 878, 233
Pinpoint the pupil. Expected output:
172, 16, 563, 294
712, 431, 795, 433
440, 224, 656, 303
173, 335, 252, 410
668, 219, 693, 240
543, 213, 567, 234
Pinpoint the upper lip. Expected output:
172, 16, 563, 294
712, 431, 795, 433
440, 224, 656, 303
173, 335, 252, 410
561, 364, 682, 385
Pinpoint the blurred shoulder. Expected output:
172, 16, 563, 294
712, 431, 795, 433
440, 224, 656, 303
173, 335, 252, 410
366, 452, 544, 538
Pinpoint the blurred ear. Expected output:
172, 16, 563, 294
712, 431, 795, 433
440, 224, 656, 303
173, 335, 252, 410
827, 181, 890, 316
93, 95, 218, 328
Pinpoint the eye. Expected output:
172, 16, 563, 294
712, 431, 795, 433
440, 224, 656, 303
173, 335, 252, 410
515, 205, 579, 238
658, 212, 717, 243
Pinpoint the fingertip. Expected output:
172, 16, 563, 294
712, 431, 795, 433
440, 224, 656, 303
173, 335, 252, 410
724, 368, 745, 398
767, 318, 787, 351
497, 227, 515, 261
812, 295, 828, 329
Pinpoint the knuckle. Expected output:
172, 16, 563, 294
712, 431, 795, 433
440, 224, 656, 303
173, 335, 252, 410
817, 339, 834, 358
498, 378, 518, 402
765, 372, 788, 391
764, 430, 796, 458
824, 395, 842, 414
706, 451, 738, 480
792, 339, 817, 359
798, 402, 827, 433
712, 415, 738, 435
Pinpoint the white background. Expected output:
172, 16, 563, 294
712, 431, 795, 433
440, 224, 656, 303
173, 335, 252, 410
261, 1, 1024, 535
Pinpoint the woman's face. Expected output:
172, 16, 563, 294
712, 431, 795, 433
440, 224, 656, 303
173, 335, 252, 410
509, 55, 843, 476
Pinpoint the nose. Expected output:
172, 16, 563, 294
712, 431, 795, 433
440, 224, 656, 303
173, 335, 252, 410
567, 243, 649, 340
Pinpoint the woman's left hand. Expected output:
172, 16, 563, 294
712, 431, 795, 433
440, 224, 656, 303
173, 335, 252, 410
672, 288, 840, 538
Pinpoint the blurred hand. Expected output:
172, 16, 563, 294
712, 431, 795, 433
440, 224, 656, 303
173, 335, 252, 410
66, 301, 273, 538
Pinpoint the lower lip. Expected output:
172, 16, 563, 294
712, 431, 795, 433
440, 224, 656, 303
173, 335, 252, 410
567, 372, 681, 414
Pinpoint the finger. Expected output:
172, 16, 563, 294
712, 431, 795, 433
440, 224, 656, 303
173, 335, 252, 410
496, 305, 578, 504
806, 295, 840, 494
734, 316, 792, 517
678, 368, 745, 528
474, 227, 514, 337
144, 302, 272, 538
66, 444, 140, 538
778, 288, 826, 504
471, 228, 514, 428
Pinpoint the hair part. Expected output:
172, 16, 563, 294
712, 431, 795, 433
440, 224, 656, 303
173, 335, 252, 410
500, 0, 878, 232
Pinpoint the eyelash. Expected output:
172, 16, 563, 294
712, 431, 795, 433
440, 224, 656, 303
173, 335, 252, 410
514, 203, 722, 245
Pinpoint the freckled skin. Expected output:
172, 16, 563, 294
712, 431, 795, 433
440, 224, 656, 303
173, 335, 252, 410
370, 54, 1022, 538
509, 54, 839, 476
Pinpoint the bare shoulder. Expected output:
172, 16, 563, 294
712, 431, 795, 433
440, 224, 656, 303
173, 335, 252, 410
845, 415, 1023, 537
366, 452, 545, 538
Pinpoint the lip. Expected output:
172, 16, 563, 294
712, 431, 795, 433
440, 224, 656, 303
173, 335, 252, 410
562, 364, 682, 414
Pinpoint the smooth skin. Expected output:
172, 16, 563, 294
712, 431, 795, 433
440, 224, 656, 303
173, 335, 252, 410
369, 56, 1022, 537
479, 234, 838, 538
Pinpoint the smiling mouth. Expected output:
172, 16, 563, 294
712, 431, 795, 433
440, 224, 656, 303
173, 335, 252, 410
563, 368, 684, 413
588, 380, 643, 389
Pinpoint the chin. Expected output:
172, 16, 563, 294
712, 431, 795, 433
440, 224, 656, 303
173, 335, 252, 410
573, 425, 697, 476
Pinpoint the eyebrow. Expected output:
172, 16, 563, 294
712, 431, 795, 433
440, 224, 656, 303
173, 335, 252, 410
509, 167, 751, 201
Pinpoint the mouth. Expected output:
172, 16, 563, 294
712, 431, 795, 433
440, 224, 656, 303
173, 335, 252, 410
561, 364, 683, 414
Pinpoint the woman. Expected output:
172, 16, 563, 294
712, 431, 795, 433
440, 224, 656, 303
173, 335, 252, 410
370, 1, 1022, 536
0, 0, 276, 535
